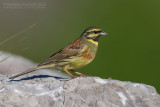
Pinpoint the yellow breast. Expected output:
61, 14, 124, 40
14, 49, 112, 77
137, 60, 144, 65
68, 56, 93, 69
68, 46, 94, 70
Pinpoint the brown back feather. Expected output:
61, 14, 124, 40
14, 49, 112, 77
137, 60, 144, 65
38, 39, 85, 66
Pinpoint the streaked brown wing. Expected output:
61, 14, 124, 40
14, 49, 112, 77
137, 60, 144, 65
38, 39, 85, 66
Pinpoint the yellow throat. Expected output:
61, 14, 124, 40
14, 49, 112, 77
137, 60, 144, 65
87, 39, 98, 46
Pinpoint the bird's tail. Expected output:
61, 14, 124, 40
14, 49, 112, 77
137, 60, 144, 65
9, 66, 42, 79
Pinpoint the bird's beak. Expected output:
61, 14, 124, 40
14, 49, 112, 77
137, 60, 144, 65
100, 31, 107, 36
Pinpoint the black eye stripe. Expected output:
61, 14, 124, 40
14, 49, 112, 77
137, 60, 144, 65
88, 30, 101, 34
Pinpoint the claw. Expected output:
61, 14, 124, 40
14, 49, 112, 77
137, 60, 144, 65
71, 76, 79, 79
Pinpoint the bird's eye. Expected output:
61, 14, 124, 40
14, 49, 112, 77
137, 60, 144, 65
94, 31, 98, 34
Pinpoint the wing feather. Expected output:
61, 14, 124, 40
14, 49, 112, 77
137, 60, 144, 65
38, 39, 85, 66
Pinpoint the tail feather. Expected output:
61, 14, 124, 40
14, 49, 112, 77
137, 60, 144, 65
9, 67, 40, 79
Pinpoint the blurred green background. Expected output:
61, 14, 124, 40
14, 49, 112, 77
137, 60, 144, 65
0, 0, 160, 93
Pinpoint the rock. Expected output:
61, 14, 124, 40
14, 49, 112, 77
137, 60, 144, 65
0, 77, 159, 107
0, 51, 68, 78
0, 51, 160, 107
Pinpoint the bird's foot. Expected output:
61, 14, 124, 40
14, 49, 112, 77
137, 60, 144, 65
71, 76, 79, 79
73, 71, 93, 77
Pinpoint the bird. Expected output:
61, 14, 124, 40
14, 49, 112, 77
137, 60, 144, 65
9, 26, 107, 79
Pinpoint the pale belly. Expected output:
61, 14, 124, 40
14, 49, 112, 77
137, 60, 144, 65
67, 56, 93, 69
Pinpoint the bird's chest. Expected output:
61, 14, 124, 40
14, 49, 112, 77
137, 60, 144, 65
68, 56, 93, 69
68, 46, 96, 69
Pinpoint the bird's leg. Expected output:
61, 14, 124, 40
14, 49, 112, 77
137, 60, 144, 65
70, 70, 87, 77
64, 69, 78, 78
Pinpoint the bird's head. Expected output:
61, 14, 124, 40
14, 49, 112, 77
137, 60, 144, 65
81, 26, 107, 45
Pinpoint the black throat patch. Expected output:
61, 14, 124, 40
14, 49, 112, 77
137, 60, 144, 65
93, 35, 101, 41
